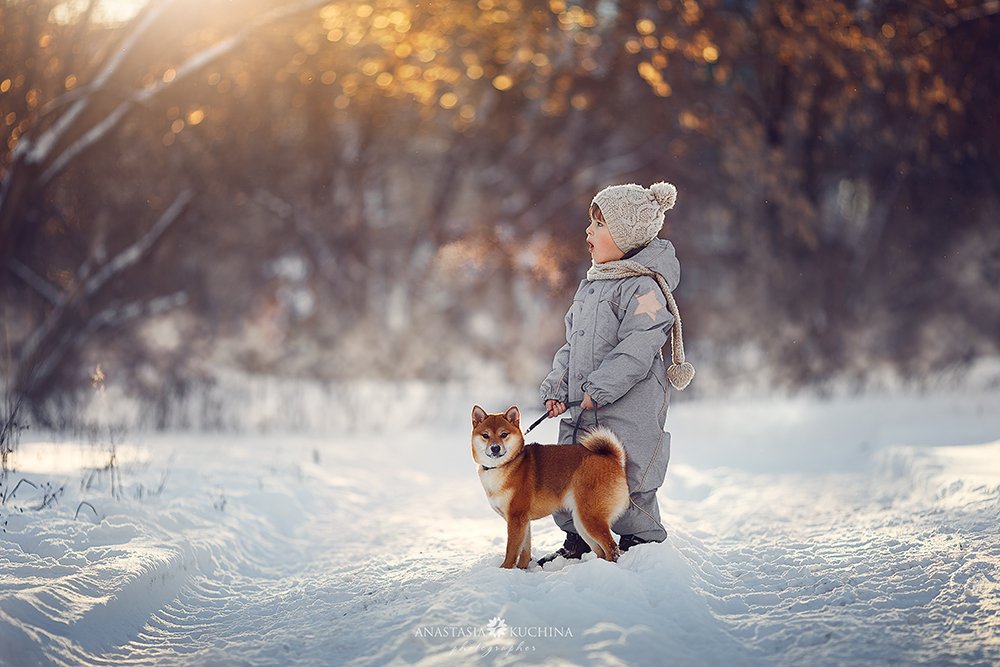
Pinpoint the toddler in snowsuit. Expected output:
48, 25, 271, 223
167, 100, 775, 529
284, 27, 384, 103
537, 182, 694, 565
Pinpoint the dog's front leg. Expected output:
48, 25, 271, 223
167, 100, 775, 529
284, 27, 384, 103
501, 515, 529, 569
516, 523, 531, 569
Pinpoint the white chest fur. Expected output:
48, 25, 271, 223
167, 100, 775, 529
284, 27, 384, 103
478, 468, 510, 518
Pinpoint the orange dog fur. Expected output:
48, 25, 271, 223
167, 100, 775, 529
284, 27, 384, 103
471, 405, 630, 569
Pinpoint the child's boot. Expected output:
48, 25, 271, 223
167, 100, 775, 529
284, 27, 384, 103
537, 531, 592, 566
618, 533, 664, 552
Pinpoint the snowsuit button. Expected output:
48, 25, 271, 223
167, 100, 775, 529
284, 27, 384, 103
588, 288, 595, 294
576, 372, 584, 379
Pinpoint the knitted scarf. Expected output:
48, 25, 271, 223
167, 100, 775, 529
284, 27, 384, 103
587, 259, 695, 390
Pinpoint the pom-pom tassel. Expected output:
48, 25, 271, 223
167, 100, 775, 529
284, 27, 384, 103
667, 361, 695, 391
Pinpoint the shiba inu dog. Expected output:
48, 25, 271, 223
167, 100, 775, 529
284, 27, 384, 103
471, 405, 630, 569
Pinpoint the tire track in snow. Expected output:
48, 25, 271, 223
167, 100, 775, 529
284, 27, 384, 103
666, 442, 1000, 666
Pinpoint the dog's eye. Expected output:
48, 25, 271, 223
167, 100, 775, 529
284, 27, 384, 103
481, 433, 489, 439
500, 432, 509, 439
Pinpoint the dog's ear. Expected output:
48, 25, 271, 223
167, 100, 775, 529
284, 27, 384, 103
504, 406, 520, 427
472, 405, 487, 426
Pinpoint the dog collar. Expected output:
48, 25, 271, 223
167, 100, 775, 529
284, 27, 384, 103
479, 448, 526, 472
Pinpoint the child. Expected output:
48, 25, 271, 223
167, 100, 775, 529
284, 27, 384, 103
537, 181, 694, 566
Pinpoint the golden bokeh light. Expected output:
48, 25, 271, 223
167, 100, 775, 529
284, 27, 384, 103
492, 74, 513, 91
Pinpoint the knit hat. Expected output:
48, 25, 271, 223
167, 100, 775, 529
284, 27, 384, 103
592, 182, 677, 254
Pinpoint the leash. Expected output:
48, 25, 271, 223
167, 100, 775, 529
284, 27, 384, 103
523, 399, 583, 436
526, 400, 602, 448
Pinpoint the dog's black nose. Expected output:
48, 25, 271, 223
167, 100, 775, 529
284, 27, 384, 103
490, 444, 501, 456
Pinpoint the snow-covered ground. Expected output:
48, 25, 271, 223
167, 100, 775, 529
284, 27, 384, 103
1, 386, 998, 666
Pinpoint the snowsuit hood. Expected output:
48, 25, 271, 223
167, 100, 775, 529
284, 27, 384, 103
616, 238, 681, 290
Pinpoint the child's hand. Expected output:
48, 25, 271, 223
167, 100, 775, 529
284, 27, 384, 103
581, 393, 596, 410
545, 399, 567, 417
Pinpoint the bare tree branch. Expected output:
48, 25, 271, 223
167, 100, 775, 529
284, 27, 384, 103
0, 0, 328, 260
13, 190, 193, 396
37, 0, 330, 188
917, 0, 1000, 47
8, 259, 61, 305
31, 291, 188, 391
83, 190, 192, 299
23, 0, 175, 169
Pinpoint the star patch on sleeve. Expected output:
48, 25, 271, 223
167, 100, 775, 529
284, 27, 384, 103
634, 289, 665, 322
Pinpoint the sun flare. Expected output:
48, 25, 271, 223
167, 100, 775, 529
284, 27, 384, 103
51, 0, 148, 25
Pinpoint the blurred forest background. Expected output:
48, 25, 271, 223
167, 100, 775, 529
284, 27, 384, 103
1, 0, 999, 428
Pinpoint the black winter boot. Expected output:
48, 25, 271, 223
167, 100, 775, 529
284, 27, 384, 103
537, 531, 592, 567
618, 534, 658, 552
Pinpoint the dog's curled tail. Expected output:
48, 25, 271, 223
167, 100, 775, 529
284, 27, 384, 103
580, 426, 626, 470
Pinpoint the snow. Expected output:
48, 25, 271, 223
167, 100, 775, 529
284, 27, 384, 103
1, 387, 998, 666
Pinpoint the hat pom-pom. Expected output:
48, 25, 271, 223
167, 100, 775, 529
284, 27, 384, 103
649, 182, 677, 212
666, 361, 695, 390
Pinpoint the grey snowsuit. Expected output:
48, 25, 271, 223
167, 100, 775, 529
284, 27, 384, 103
538, 238, 680, 541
